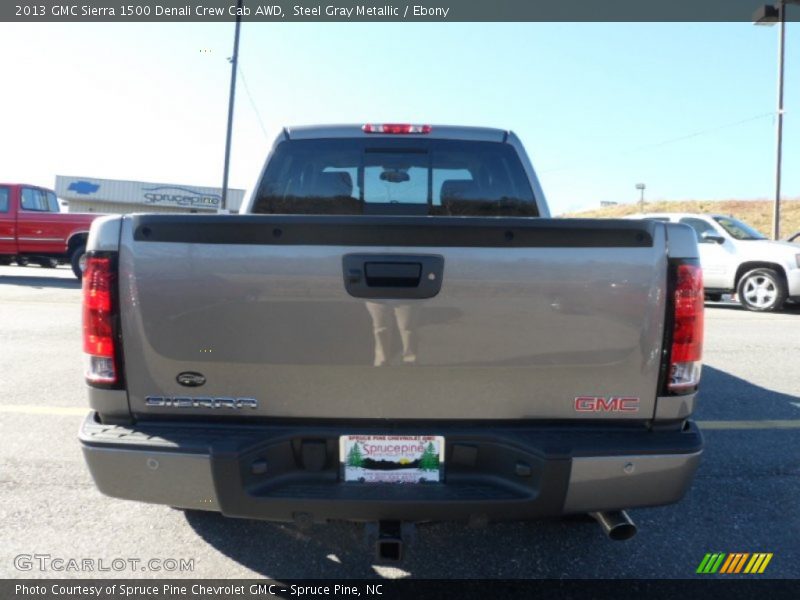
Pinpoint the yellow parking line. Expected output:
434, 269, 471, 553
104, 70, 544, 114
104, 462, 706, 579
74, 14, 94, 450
697, 420, 800, 430
0, 405, 86, 416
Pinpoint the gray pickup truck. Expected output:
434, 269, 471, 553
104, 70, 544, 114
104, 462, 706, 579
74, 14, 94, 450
79, 124, 704, 558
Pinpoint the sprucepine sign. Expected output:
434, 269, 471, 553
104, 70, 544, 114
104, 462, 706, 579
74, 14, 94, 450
142, 186, 220, 209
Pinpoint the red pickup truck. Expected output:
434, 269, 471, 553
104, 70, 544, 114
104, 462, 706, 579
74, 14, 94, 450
0, 183, 102, 278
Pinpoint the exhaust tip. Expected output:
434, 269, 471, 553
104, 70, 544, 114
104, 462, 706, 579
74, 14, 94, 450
607, 521, 637, 541
590, 510, 637, 541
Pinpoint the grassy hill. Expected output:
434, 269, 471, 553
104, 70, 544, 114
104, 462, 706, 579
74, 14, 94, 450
562, 199, 800, 239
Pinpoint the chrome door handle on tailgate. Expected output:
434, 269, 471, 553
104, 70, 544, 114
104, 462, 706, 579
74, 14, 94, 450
342, 254, 444, 299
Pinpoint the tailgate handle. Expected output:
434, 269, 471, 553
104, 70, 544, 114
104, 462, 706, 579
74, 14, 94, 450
364, 262, 421, 287
342, 254, 444, 299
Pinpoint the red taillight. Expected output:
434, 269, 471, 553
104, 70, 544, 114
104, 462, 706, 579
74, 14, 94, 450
362, 123, 432, 134
669, 263, 704, 392
82, 255, 118, 385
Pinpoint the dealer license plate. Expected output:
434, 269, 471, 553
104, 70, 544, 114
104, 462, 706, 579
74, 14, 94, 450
339, 435, 444, 483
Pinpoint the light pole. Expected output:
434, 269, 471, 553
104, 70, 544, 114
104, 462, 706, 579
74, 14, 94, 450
221, 0, 244, 212
753, 1, 797, 240
635, 183, 646, 213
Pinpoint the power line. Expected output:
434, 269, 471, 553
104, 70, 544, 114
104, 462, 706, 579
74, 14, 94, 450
540, 111, 777, 175
234, 60, 270, 141
624, 111, 776, 154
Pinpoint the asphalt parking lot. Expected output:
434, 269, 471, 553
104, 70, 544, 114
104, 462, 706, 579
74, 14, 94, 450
0, 264, 798, 579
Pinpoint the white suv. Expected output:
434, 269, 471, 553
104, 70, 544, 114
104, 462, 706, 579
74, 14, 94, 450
637, 213, 800, 312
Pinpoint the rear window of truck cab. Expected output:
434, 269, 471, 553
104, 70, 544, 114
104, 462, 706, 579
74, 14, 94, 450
21, 187, 59, 212
253, 139, 538, 217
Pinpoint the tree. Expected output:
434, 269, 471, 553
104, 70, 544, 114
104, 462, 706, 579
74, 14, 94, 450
346, 443, 364, 468
418, 442, 439, 471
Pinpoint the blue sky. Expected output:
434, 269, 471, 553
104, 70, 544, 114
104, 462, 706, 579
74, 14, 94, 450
1, 22, 798, 214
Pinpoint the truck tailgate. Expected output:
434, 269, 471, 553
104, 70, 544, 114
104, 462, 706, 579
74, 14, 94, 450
118, 215, 667, 421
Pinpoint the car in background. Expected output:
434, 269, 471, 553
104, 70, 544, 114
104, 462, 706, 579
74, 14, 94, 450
634, 213, 800, 312
0, 183, 103, 278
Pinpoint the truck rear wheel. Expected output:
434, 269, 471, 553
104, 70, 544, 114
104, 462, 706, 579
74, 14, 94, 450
70, 245, 87, 279
736, 268, 787, 312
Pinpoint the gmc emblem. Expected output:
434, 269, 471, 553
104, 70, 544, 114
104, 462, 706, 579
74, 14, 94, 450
574, 396, 640, 413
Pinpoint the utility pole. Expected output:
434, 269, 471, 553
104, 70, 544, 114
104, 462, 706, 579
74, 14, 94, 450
635, 183, 646, 213
754, 0, 796, 240
773, 1, 786, 240
221, 0, 243, 212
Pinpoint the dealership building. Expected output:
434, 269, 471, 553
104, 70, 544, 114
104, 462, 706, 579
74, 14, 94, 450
55, 175, 246, 214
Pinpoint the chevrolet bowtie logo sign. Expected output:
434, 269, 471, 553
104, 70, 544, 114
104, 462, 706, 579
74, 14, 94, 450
696, 552, 773, 574
67, 181, 100, 195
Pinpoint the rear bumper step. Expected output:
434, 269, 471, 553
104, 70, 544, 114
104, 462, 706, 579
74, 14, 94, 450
79, 413, 702, 522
